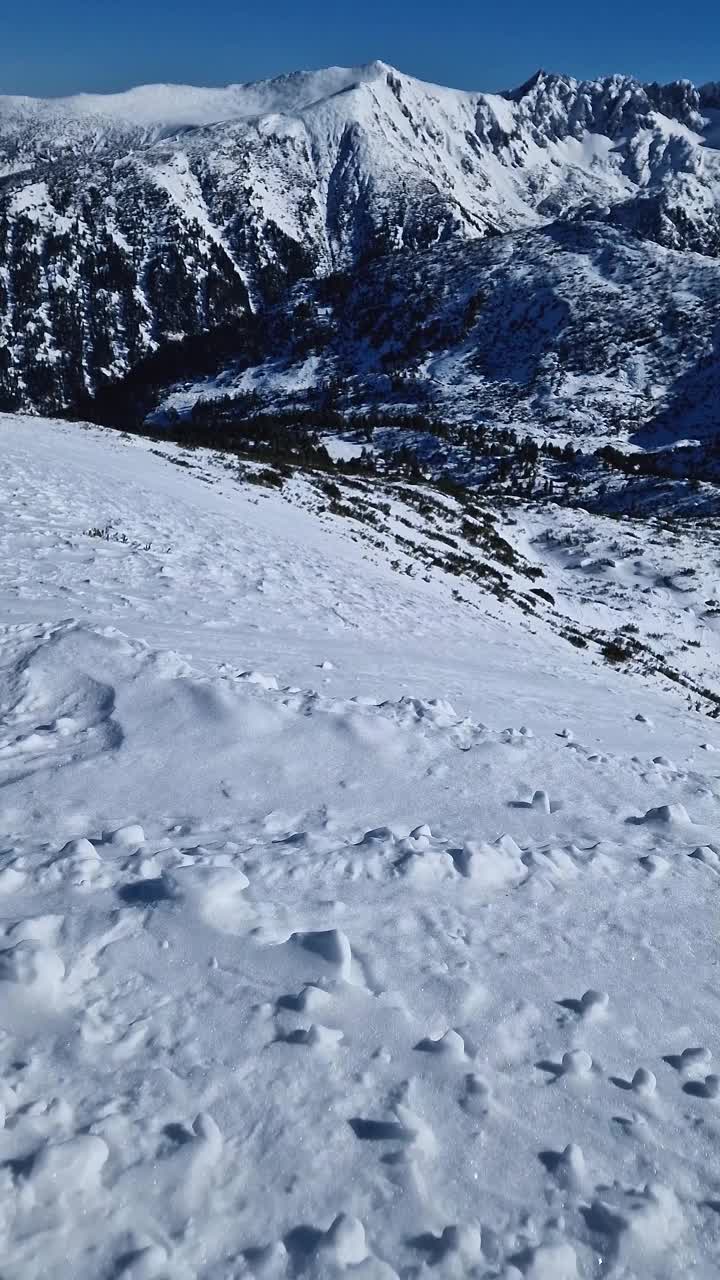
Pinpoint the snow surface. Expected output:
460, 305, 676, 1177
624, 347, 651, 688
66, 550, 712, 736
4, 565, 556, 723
1, 414, 720, 1277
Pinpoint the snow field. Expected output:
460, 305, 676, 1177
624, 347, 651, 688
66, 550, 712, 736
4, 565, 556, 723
0, 416, 719, 1276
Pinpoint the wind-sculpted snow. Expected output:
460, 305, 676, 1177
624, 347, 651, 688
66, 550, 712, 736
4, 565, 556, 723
1, 414, 720, 1275
1, 60, 719, 411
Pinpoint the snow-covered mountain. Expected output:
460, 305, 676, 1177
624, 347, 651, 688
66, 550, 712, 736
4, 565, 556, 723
2, 60, 720, 412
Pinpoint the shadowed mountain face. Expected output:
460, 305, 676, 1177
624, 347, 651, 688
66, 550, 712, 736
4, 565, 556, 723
1, 61, 719, 415
100, 221, 717, 455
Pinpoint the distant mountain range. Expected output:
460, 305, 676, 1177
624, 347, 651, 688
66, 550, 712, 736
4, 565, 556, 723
1, 60, 719, 425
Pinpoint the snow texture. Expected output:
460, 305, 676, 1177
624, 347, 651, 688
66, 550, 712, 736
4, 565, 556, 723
1, 412, 720, 1275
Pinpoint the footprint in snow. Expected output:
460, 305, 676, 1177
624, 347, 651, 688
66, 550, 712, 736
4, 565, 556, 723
557, 989, 610, 1020
509, 789, 561, 814
626, 802, 692, 827
274, 1214, 398, 1277
414, 1028, 467, 1060
407, 1223, 482, 1267
536, 1049, 595, 1081
278, 1024, 344, 1051
610, 1068, 657, 1096
663, 1045, 712, 1073
539, 1142, 588, 1191
683, 1075, 720, 1099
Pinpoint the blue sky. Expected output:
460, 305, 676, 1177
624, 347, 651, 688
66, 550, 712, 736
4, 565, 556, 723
3, 0, 719, 97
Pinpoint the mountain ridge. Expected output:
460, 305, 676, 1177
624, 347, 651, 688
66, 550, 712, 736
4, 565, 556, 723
3, 60, 717, 127
1, 59, 719, 415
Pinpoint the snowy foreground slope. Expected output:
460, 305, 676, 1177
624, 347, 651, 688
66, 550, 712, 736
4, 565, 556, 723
2, 416, 720, 1278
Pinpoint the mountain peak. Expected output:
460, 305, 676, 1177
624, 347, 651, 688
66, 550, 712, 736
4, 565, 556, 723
504, 68, 569, 99
356, 59, 396, 78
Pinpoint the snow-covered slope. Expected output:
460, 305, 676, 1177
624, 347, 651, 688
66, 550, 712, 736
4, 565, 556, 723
1, 61, 719, 412
1, 413, 720, 1277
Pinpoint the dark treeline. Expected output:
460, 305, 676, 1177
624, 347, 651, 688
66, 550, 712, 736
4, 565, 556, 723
72, 321, 258, 430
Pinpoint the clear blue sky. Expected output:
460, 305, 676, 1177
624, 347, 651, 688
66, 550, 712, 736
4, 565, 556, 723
3, 0, 719, 98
